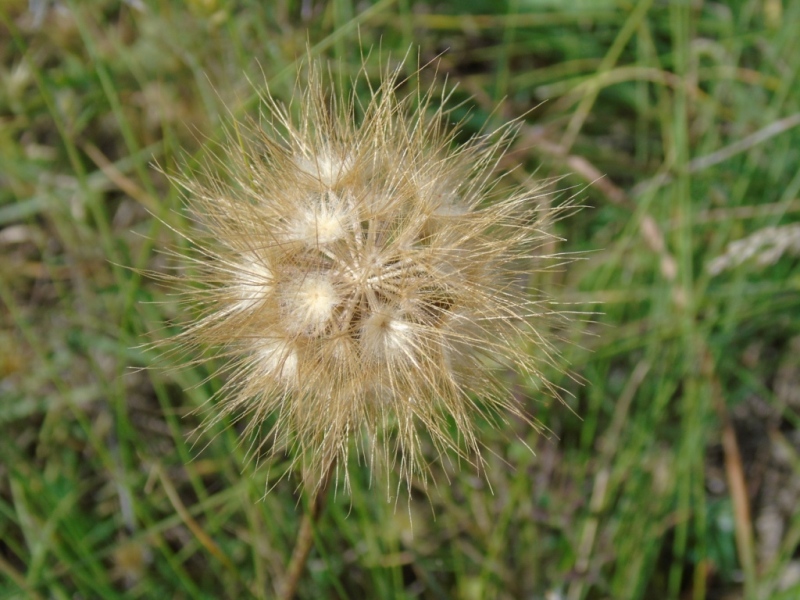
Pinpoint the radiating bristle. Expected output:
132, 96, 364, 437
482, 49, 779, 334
166, 57, 570, 496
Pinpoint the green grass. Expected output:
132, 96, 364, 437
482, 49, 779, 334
2, 0, 800, 598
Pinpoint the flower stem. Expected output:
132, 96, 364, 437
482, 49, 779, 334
276, 463, 335, 600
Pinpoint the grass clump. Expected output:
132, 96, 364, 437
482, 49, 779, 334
1, 1, 799, 599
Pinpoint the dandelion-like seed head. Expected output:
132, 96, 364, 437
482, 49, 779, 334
167, 57, 568, 496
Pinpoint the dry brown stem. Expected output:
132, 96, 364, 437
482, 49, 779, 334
277, 463, 335, 600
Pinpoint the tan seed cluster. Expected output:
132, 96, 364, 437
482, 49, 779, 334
165, 60, 567, 495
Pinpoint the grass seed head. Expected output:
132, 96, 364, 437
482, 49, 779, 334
166, 57, 569, 496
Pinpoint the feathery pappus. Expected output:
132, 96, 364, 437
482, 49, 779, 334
162, 57, 572, 497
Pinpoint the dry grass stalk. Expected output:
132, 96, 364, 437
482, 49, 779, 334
708, 224, 800, 275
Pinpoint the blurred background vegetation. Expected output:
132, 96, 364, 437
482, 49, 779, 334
1, 0, 800, 598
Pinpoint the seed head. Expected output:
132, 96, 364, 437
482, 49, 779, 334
164, 58, 568, 496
